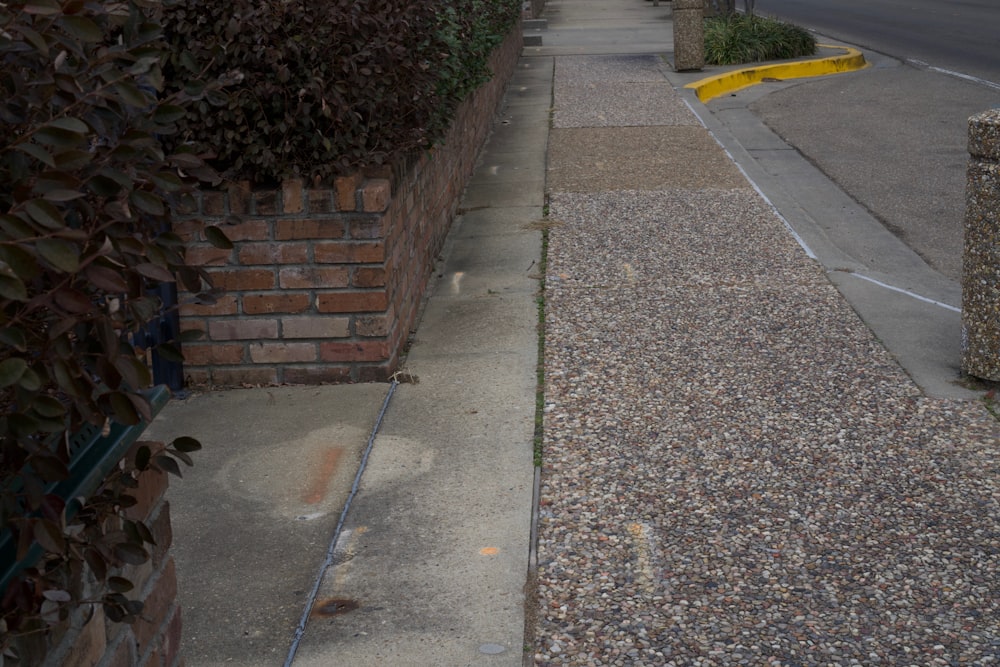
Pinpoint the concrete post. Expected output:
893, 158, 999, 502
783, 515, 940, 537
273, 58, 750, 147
672, 0, 704, 72
961, 108, 1000, 381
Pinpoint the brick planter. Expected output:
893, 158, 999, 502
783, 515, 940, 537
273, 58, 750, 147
37, 450, 180, 667
175, 26, 523, 385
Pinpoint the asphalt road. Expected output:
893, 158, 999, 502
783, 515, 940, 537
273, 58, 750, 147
754, 0, 1000, 85
715, 4, 1000, 282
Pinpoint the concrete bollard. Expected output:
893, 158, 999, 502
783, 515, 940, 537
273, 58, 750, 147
961, 108, 1000, 381
672, 0, 704, 72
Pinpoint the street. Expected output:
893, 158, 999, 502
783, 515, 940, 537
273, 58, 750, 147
720, 2, 1000, 282
756, 0, 1000, 84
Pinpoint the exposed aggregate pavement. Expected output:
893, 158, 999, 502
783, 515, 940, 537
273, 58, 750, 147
534, 54, 1000, 666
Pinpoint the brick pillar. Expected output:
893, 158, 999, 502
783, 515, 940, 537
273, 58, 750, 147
962, 108, 1000, 381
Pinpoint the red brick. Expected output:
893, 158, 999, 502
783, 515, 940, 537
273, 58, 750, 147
307, 189, 334, 214
185, 245, 232, 267
355, 314, 390, 337
183, 369, 210, 386
123, 448, 169, 521
211, 367, 278, 386
255, 190, 278, 215
320, 340, 391, 363
60, 607, 107, 667
358, 360, 398, 382
181, 343, 245, 365
275, 219, 345, 241
334, 174, 362, 211
179, 295, 238, 317
313, 241, 385, 264
208, 268, 275, 291
353, 266, 387, 288
361, 178, 391, 212
282, 316, 350, 339
243, 293, 311, 315
208, 318, 278, 340
348, 214, 388, 240
316, 291, 388, 314
282, 179, 304, 213
103, 634, 135, 667
134, 560, 177, 657
202, 190, 226, 216
279, 266, 349, 289
148, 501, 173, 567
172, 219, 201, 243
283, 366, 353, 384
249, 342, 317, 364
159, 605, 183, 667
237, 243, 309, 266
228, 182, 252, 215
220, 220, 270, 242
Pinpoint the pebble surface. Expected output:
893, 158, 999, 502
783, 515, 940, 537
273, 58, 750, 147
534, 55, 1000, 666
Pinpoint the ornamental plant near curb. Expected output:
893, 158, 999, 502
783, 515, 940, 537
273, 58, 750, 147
159, 0, 522, 185
0, 0, 229, 661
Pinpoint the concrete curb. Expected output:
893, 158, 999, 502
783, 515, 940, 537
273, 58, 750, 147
685, 44, 868, 102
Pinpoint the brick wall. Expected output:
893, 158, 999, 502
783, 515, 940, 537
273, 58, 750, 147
175, 25, 524, 385
44, 448, 181, 667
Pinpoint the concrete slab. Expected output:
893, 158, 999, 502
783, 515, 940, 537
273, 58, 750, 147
547, 126, 750, 192
145, 383, 391, 667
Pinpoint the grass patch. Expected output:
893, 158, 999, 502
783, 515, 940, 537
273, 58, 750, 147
704, 14, 816, 65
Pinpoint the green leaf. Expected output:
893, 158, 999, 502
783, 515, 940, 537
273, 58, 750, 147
113, 542, 149, 566
130, 190, 165, 216
42, 189, 87, 202
0, 271, 28, 301
36, 238, 80, 272
42, 589, 71, 603
0, 327, 27, 351
153, 454, 182, 478
171, 436, 202, 453
84, 548, 108, 581
134, 263, 175, 282
0, 214, 37, 238
127, 392, 152, 422
18, 367, 42, 392
33, 520, 66, 554
22, 0, 62, 15
109, 392, 140, 425
34, 126, 85, 148
24, 199, 65, 230
115, 83, 153, 109
58, 15, 104, 42
115, 355, 152, 390
204, 225, 233, 249
46, 117, 90, 134
14, 143, 56, 168
84, 263, 129, 292
30, 395, 67, 419
0, 244, 43, 278
107, 577, 134, 593
0, 358, 28, 388
179, 328, 205, 343
150, 171, 183, 192
17, 26, 49, 55
53, 150, 94, 170
153, 105, 187, 124
134, 445, 151, 470
155, 342, 184, 363
54, 288, 93, 313
30, 454, 69, 483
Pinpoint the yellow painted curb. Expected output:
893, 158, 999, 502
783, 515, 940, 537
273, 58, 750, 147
685, 45, 868, 103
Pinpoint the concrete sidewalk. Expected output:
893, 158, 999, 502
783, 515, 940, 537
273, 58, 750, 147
146, 1, 1000, 665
